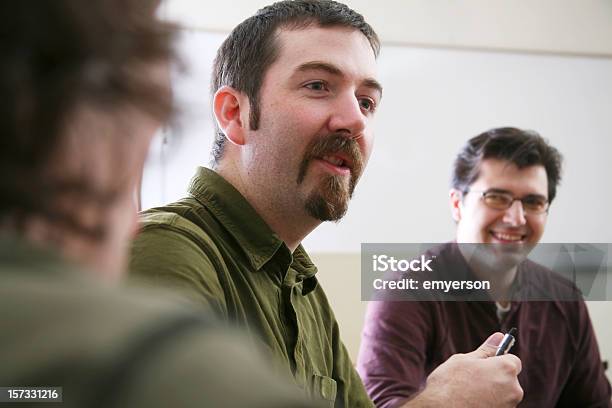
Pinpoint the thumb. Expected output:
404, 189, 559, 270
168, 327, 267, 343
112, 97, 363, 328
469, 332, 504, 359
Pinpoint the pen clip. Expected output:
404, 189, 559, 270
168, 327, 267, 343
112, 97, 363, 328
495, 327, 517, 356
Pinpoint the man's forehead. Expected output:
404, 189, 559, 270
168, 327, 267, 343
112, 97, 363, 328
474, 159, 548, 194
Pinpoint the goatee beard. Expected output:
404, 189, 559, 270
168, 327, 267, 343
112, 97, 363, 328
298, 133, 363, 222
305, 174, 351, 221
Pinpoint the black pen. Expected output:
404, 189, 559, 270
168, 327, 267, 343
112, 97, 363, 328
495, 327, 517, 356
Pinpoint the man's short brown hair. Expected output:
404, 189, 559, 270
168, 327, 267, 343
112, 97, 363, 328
452, 127, 563, 203
1, 0, 177, 238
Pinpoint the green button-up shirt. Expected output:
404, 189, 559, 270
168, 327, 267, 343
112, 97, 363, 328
130, 167, 373, 407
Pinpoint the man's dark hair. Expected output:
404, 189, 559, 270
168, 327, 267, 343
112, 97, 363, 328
210, 0, 380, 165
452, 127, 563, 203
0, 0, 177, 238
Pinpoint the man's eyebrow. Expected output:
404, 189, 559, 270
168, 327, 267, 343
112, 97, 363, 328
295, 61, 383, 97
486, 188, 513, 194
486, 188, 547, 199
363, 78, 383, 98
295, 61, 342, 76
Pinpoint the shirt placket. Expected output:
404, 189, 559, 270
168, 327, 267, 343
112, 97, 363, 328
280, 267, 307, 388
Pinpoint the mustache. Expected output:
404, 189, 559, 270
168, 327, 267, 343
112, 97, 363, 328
297, 133, 364, 185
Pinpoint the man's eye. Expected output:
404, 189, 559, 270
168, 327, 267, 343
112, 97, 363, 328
359, 97, 376, 113
485, 193, 511, 205
304, 81, 328, 91
523, 196, 547, 209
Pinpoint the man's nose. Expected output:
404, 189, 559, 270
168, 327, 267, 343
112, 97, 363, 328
502, 200, 527, 226
328, 93, 367, 138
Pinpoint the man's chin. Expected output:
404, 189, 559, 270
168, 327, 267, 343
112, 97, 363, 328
304, 175, 350, 221
469, 241, 532, 271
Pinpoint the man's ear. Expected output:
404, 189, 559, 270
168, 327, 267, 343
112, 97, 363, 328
213, 86, 249, 146
449, 188, 463, 222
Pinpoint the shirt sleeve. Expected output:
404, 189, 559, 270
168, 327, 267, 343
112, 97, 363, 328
357, 300, 435, 408
329, 318, 375, 408
129, 218, 227, 318
556, 301, 611, 407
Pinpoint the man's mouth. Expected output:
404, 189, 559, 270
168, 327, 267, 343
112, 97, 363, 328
322, 155, 345, 166
489, 230, 527, 243
297, 133, 363, 187
316, 153, 352, 175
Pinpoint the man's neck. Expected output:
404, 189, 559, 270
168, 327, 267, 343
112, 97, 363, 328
9, 220, 118, 281
456, 242, 518, 302
216, 164, 320, 252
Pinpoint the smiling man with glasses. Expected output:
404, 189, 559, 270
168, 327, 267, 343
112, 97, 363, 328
358, 127, 611, 407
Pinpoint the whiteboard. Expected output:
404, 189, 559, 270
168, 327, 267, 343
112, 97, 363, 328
142, 29, 612, 251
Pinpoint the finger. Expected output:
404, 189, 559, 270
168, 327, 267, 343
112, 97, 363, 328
501, 354, 522, 375
469, 332, 504, 358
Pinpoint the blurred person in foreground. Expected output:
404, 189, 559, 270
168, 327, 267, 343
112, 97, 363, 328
358, 128, 611, 407
0, 1, 317, 407
130, 1, 523, 406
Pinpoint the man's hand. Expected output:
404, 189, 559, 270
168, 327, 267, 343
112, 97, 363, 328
403, 332, 523, 407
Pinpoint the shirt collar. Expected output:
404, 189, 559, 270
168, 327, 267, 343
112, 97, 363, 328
188, 167, 318, 290
292, 245, 319, 282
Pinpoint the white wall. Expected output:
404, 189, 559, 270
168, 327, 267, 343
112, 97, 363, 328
163, 0, 612, 56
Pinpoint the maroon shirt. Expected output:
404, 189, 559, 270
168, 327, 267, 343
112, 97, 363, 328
357, 243, 611, 407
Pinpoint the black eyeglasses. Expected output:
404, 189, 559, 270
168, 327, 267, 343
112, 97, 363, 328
465, 189, 550, 215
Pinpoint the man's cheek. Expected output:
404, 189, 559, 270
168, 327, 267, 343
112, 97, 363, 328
362, 136, 374, 160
